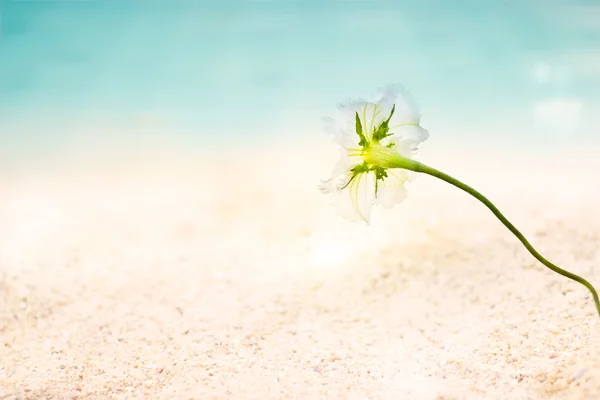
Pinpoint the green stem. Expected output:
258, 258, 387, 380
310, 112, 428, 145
403, 160, 600, 317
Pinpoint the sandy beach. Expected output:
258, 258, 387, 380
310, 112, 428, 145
1, 137, 599, 399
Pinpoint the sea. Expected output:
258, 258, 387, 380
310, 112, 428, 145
1, 0, 599, 165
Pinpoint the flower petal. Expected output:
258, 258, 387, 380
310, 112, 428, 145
374, 85, 400, 118
376, 169, 410, 209
397, 124, 429, 144
384, 85, 422, 125
319, 150, 364, 194
329, 191, 365, 223
348, 171, 376, 223
327, 171, 376, 223
384, 125, 429, 156
324, 98, 370, 148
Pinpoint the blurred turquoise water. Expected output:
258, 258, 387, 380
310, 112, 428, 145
1, 0, 599, 158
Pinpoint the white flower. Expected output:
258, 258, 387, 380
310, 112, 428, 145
319, 84, 429, 223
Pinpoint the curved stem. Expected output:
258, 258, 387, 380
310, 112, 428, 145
404, 160, 600, 317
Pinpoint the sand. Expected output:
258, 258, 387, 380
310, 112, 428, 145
0, 138, 599, 399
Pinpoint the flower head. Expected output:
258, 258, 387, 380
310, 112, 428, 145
319, 84, 429, 223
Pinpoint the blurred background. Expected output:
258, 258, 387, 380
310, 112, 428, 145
1, 0, 599, 165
